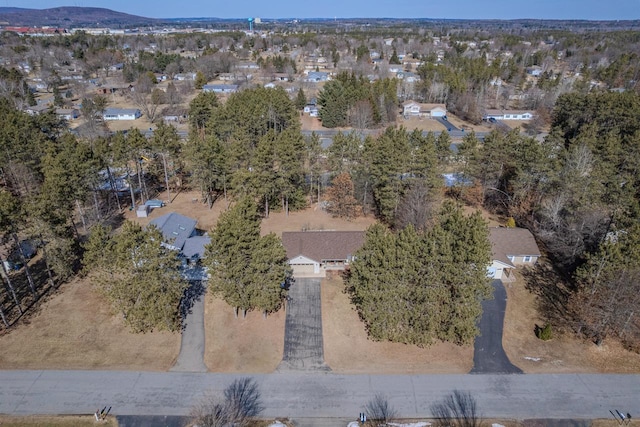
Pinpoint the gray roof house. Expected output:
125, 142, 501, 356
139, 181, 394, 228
488, 227, 541, 282
182, 235, 211, 260
202, 84, 239, 94
305, 71, 329, 82
149, 212, 197, 252
282, 231, 365, 277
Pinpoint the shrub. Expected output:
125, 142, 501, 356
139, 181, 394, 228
536, 323, 553, 341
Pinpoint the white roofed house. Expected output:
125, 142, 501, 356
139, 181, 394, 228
402, 101, 447, 118
484, 109, 533, 121
102, 108, 142, 121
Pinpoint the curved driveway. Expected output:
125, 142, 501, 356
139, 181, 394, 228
0, 370, 638, 420
471, 280, 522, 374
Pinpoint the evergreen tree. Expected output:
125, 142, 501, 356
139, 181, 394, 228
84, 222, 188, 332
204, 198, 289, 316
347, 203, 492, 346
295, 88, 307, 111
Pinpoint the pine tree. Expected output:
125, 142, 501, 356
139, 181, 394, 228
84, 222, 188, 332
295, 88, 307, 110
195, 71, 207, 90
204, 198, 289, 317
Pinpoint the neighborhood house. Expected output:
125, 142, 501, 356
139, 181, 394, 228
202, 84, 239, 94
102, 108, 142, 121
402, 101, 447, 118
484, 109, 533, 121
487, 227, 541, 281
282, 231, 365, 277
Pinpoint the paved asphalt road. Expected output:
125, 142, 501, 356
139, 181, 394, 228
1, 370, 639, 420
471, 280, 523, 374
279, 278, 330, 371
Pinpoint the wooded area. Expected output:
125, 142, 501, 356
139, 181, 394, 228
0, 25, 639, 351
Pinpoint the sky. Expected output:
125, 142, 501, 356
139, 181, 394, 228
5, 0, 640, 20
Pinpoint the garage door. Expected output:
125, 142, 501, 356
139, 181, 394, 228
292, 264, 316, 276
431, 110, 446, 117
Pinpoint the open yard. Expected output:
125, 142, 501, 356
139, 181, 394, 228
1, 192, 640, 375
503, 268, 640, 373
0, 415, 117, 426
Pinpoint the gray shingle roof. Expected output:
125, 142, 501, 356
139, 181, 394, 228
489, 227, 541, 266
149, 212, 197, 251
182, 235, 211, 259
282, 231, 365, 263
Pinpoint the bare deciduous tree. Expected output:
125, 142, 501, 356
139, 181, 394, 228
365, 393, 397, 425
191, 377, 264, 427
348, 100, 374, 131
430, 390, 481, 427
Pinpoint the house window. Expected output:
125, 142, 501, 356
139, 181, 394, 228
524, 256, 532, 262
507, 255, 515, 262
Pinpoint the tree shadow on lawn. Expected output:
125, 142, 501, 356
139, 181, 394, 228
521, 263, 578, 333
179, 279, 206, 331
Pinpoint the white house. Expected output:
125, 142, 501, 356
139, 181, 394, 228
402, 101, 447, 118
487, 227, 541, 281
102, 108, 142, 121
484, 109, 533, 121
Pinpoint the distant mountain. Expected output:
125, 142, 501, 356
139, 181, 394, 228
0, 7, 32, 14
0, 7, 162, 28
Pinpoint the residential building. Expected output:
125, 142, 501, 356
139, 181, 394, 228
202, 84, 239, 94
282, 231, 365, 277
488, 227, 541, 281
402, 101, 447, 118
102, 108, 142, 121
484, 109, 533, 121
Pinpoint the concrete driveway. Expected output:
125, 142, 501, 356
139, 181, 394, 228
170, 280, 207, 373
278, 278, 330, 371
471, 280, 522, 374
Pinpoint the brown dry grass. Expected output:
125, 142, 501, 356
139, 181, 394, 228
503, 268, 640, 373
0, 415, 117, 426
204, 298, 285, 373
0, 277, 179, 370
3, 188, 640, 375
322, 276, 473, 373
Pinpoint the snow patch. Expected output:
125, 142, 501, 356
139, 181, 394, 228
524, 356, 541, 362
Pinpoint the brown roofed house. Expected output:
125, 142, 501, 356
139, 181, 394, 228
282, 231, 365, 278
488, 227, 541, 282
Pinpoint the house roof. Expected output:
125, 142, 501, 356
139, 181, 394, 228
282, 231, 365, 263
402, 101, 446, 111
489, 227, 541, 266
149, 212, 197, 251
104, 108, 140, 116
182, 235, 211, 259
485, 109, 533, 116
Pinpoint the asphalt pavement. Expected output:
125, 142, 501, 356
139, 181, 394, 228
1, 370, 639, 420
278, 278, 330, 371
170, 281, 207, 373
471, 280, 523, 374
